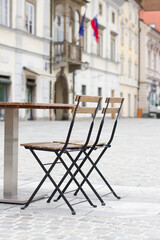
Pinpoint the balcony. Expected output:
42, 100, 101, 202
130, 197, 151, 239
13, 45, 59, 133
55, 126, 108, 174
54, 41, 82, 73
146, 68, 160, 81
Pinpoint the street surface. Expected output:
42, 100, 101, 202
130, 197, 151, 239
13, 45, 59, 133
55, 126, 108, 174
0, 118, 160, 239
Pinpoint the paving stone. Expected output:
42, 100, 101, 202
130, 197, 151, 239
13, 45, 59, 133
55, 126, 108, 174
0, 119, 160, 239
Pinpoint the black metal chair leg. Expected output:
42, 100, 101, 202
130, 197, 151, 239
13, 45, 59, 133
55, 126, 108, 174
21, 149, 76, 215
49, 152, 97, 208
53, 151, 105, 206
74, 148, 120, 199
51, 146, 94, 202
47, 150, 84, 203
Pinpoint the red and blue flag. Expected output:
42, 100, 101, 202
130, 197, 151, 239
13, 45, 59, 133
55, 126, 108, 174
91, 17, 99, 43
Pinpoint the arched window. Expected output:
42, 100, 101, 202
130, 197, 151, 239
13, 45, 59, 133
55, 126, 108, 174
66, 7, 72, 42
55, 4, 64, 42
74, 11, 80, 44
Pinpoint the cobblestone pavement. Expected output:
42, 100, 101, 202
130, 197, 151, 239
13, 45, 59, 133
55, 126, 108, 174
0, 118, 160, 239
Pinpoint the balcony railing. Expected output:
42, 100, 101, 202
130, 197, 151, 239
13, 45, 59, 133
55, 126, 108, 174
54, 41, 82, 64
146, 68, 160, 80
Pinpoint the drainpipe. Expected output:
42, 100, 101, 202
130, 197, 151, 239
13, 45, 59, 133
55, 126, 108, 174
50, 0, 53, 75
137, 15, 142, 118
49, 0, 53, 120
73, 71, 75, 103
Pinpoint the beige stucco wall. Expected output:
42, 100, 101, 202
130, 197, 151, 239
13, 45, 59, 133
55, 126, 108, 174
119, 0, 139, 117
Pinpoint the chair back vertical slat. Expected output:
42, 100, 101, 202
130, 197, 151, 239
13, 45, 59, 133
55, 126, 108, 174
102, 97, 124, 146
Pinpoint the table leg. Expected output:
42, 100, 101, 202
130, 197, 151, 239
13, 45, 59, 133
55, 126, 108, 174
4, 108, 19, 198
0, 108, 46, 204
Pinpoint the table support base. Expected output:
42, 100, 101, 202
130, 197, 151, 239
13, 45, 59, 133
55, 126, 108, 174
0, 194, 47, 205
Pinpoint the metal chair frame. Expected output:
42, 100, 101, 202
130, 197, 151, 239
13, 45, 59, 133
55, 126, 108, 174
53, 97, 124, 203
74, 97, 124, 197
47, 96, 106, 205
21, 95, 103, 215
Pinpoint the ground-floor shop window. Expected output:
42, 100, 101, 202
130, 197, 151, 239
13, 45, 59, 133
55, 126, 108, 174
0, 83, 7, 120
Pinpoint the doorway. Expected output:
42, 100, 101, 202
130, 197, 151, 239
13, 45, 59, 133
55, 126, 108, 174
26, 79, 35, 120
111, 90, 115, 119
54, 74, 68, 120
128, 93, 131, 117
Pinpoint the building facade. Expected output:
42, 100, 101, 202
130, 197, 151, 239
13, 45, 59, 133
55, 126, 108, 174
0, 0, 53, 120
119, 0, 141, 117
1, 0, 147, 121
139, 20, 160, 117
74, 0, 125, 117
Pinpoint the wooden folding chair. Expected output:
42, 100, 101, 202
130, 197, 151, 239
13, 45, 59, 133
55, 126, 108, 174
73, 97, 124, 198
54, 97, 124, 202
47, 95, 107, 206
21, 95, 103, 215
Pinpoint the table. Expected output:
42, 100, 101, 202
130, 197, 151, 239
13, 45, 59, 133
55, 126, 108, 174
0, 102, 74, 204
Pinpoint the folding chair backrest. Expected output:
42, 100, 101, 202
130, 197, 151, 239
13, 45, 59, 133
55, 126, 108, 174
102, 97, 124, 146
71, 95, 103, 147
102, 97, 124, 118
64, 95, 102, 149
73, 95, 102, 115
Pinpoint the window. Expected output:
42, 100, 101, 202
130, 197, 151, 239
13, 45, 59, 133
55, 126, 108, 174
129, 2, 132, 19
128, 93, 131, 117
55, 5, 64, 42
135, 9, 138, 24
97, 33, 103, 57
134, 95, 137, 117
150, 24, 156, 29
129, 29, 132, 48
121, 57, 124, 75
128, 61, 131, 77
99, 3, 102, 16
66, 7, 72, 42
121, 24, 124, 43
135, 35, 138, 51
0, 75, 11, 120
83, 25, 87, 52
148, 50, 151, 68
111, 34, 116, 61
112, 12, 115, 24
0, 0, 10, 26
26, 1, 35, 34
81, 85, 86, 107
74, 11, 80, 45
98, 87, 102, 110
121, 4, 124, 13
135, 64, 138, 80
154, 53, 157, 70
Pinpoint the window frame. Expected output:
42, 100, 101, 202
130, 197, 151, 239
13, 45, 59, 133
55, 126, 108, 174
25, 0, 36, 35
110, 33, 116, 61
